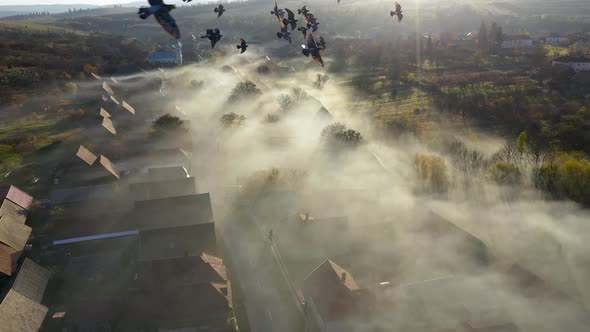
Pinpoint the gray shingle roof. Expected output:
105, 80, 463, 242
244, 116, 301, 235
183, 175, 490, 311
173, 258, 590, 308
12, 258, 50, 303
0, 215, 32, 251
0, 289, 48, 332
50, 184, 115, 205
129, 177, 196, 201
147, 166, 189, 181
133, 193, 213, 229
0, 199, 27, 224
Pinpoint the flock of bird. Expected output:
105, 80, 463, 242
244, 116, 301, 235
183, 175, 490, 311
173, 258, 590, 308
138, 0, 404, 67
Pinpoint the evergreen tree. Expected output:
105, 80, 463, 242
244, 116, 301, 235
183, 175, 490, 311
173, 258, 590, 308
478, 22, 488, 51
496, 27, 503, 49
426, 35, 434, 58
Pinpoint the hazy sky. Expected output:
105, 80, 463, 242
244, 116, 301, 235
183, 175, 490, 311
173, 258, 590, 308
1, 0, 159, 5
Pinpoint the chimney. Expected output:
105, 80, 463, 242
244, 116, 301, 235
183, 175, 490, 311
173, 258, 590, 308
341, 272, 347, 282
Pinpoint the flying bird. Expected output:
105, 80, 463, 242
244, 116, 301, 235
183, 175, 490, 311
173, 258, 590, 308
201, 28, 223, 49
297, 26, 308, 39
316, 35, 326, 50
214, 4, 225, 18
237, 38, 248, 53
271, 2, 285, 20
297, 5, 309, 16
304, 13, 319, 32
284, 8, 298, 30
277, 18, 292, 44
390, 2, 403, 22
138, 0, 180, 39
302, 33, 324, 67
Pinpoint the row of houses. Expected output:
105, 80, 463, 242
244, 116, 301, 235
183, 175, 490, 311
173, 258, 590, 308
0, 186, 52, 331
0, 68, 238, 330
262, 197, 587, 332
40, 110, 236, 331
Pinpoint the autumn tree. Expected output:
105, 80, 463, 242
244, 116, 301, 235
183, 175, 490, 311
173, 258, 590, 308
534, 153, 590, 206
487, 162, 521, 186
321, 122, 365, 149
414, 153, 450, 194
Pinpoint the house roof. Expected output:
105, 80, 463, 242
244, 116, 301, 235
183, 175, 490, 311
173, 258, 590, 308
138, 223, 217, 261
0, 289, 48, 332
553, 56, 590, 63
122, 101, 135, 115
99, 155, 120, 179
11, 258, 50, 303
304, 259, 363, 321
76, 145, 98, 166
396, 275, 516, 330
129, 176, 196, 201
6, 185, 33, 210
0, 199, 27, 224
102, 81, 114, 95
0, 215, 32, 251
133, 193, 213, 229
50, 184, 115, 205
120, 283, 232, 329
0, 243, 20, 276
63, 252, 132, 286
138, 253, 227, 290
99, 108, 111, 118
316, 107, 334, 121
147, 166, 189, 181
102, 117, 117, 135
305, 259, 359, 291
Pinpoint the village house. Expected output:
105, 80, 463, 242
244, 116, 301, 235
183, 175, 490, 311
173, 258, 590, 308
0, 186, 34, 276
303, 260, 520, 332
501, 35, 534, 49
552, 56, 590, 72
146, 48, 182, 67
129, 173, 197, 201
544, 33, 568, 45
0, 258, 50, 331
47, 191, 232, 331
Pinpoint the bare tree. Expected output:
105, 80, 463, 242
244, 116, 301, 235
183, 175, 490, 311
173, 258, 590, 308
277, 94, 295, 113
448, 140, 486, 188
313, 74, 330, 89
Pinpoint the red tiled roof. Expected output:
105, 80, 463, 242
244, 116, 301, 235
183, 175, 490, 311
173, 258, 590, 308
304, 259, 363, 321
0, 243, 20, 276
6, 185, 33, 210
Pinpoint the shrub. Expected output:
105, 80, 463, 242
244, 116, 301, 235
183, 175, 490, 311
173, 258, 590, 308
487, 162, 521, 186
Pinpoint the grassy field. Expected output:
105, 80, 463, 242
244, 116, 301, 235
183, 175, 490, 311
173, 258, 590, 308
0, 112, 81, 190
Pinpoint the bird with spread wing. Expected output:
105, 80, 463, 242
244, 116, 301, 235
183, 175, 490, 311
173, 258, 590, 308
138, 0, 180, 39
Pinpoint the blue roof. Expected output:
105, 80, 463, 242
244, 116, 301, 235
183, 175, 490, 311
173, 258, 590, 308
53, 230, 139, 245
147, 52, 178, 60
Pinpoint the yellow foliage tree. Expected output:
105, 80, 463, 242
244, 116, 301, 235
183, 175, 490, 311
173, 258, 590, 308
414, 153, 449, 193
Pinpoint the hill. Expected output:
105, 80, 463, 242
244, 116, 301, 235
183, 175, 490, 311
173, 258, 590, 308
0, 4, 99, 18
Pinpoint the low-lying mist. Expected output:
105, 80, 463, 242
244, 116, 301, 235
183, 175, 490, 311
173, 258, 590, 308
19, 46, 590, 331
